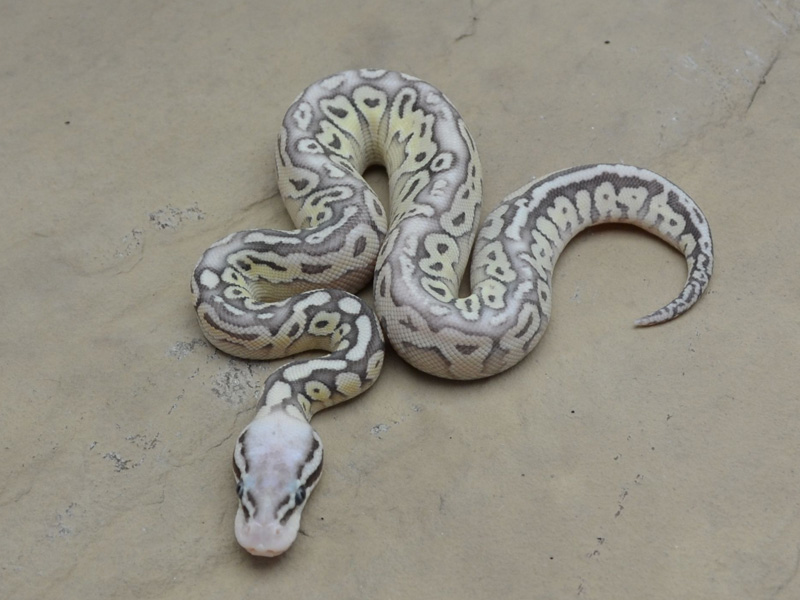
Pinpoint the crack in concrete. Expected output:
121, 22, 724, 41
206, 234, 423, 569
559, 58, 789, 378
757, 0, 800, 35
745, 50, 780, 113
455, 0, 479, 42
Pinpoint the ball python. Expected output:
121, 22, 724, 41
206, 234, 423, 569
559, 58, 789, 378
191, 69, 713, 556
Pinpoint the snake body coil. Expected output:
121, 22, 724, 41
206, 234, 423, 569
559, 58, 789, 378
191, 69, 713, 556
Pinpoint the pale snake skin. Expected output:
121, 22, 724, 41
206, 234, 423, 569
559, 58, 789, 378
191, 69, 713, 556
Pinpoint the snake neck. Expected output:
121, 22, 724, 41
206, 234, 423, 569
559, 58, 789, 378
258, 377, 314, 423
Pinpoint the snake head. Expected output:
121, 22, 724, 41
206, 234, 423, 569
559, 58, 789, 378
232, 409, 323, 556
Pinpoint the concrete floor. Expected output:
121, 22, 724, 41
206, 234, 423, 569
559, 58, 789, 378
2, 1, 799, 598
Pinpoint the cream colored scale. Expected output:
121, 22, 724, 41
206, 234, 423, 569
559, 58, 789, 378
191, 69, 713, 556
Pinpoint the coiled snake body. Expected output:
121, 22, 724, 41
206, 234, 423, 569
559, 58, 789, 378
191, 69, 713, 556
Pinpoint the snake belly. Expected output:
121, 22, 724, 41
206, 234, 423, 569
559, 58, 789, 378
191, 69, 714, 556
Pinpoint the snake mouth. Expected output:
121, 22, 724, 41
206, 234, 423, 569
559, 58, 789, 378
236, 526, 295, 557
235, 508, 299, 557
244, 545, 286, 558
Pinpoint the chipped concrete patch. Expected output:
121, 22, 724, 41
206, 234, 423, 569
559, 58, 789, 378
148, 203, 206, 231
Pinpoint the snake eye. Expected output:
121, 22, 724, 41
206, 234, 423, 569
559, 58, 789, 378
236, 480, 244, 499
294, 486, 306, 505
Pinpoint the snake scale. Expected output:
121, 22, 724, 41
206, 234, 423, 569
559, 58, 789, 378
191, 69, 713, 556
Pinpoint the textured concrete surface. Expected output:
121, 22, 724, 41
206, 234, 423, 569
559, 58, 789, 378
2, 1, 799, 599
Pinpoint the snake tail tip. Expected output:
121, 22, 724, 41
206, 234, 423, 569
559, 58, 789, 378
633, 314, 662, 327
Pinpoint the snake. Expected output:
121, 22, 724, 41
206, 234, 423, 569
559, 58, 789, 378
191, 69, 713, 557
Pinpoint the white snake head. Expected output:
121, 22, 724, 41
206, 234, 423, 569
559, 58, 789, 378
232, 409, 323, 556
